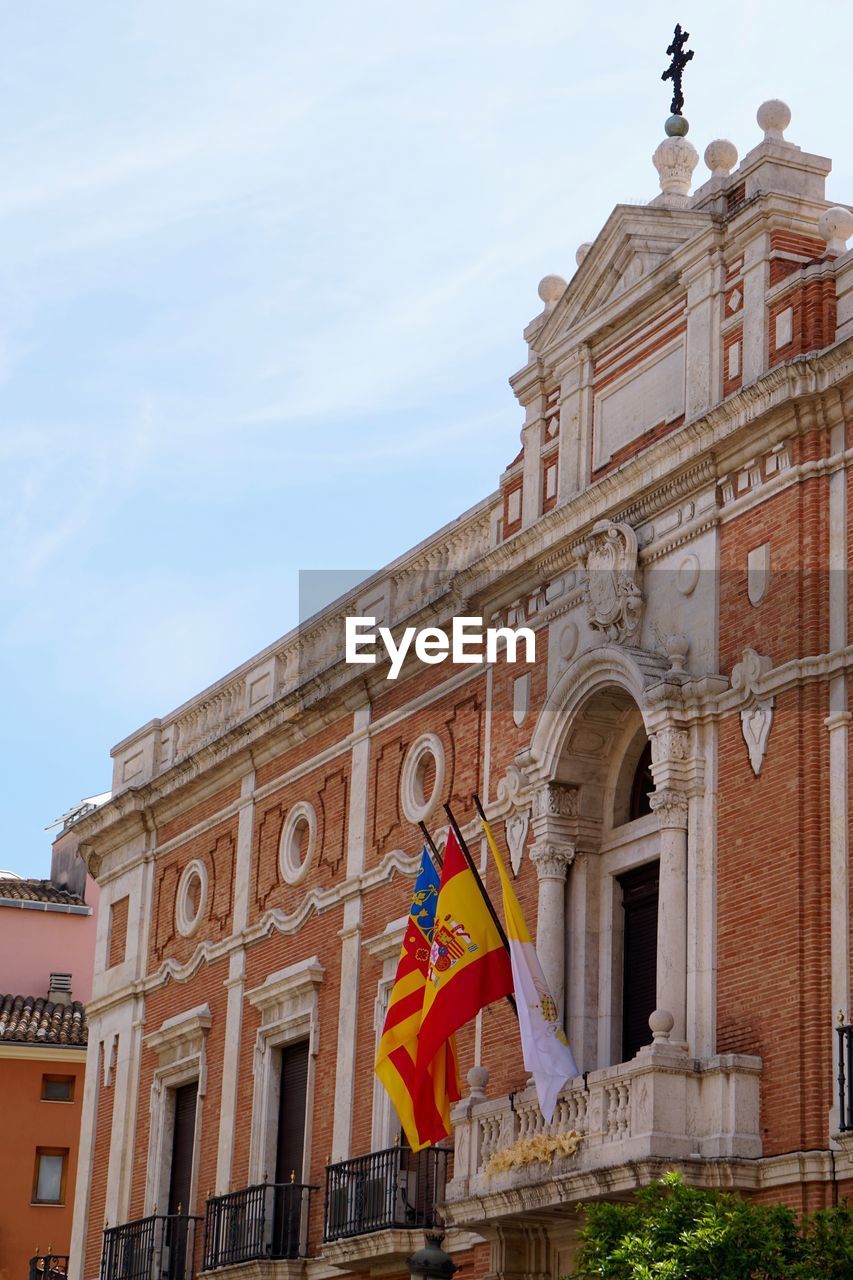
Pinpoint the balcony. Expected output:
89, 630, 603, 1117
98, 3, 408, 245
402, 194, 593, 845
101, 1215, 202, 1280
202, 1182, 316, 1270
30, 1256, 68, 1280
444, 1041, 762, 1228
322, 1146, 449, 1271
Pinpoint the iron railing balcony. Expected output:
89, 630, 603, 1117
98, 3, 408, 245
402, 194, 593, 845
323, 1146, 449, 1243
202, 1181, 316, 1269
101, 1213, 201, 1280
837, 1021, 853, 1131
29, 1255, 69, 1280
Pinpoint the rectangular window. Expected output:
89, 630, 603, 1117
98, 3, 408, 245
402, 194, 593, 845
168, 1081, 199, 1215
41, 1074, 75, 1102
618, 861, 659, 1062
32, 1149, 68, 1204
273, 1042, 309, 1258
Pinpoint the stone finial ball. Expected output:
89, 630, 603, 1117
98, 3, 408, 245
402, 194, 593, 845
704, 138, 738, 178
538, 274, 567, 306
648, 1008, 675, 1038
756, 99, 791, 140
665, 113, 689, 138
819, 206, 853, 255
466, 1064, 489, 1093
575, 242, 593, 267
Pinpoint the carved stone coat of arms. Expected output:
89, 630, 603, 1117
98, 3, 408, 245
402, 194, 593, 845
579, 519, 644, 644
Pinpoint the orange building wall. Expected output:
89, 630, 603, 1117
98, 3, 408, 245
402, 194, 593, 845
0, 1054, 86, 1280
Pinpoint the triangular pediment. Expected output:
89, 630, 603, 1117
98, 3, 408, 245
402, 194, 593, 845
534, 204, 713, 351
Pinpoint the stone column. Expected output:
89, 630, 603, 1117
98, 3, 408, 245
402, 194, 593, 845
649, 788, 689, 1047
529, 783, 577, 1013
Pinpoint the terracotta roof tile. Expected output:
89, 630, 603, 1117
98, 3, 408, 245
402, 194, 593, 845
0, 878, 85, 906
0, 994, 88, 1046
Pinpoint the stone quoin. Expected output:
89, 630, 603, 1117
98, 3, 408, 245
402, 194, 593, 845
64, 88, 853, 1280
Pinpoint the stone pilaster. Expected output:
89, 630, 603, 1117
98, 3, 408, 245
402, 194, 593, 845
649, 787, 689, 1048
529, 783, 577, 1012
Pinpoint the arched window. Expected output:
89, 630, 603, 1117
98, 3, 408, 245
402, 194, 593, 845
628, 742, 654, 820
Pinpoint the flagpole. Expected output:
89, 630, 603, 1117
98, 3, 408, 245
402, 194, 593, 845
444, 802, 518, 1019
418, 821, 443, 871
471, 793, 514, 874
471, 793, 490, 832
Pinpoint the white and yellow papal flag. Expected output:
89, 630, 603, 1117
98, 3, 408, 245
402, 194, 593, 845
481, 816, 579, 1123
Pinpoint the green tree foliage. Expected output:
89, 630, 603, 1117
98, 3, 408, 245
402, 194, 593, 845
571, 1172, 853, 1280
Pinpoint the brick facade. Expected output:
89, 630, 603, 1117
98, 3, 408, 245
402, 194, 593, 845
67, 101, 853, 1280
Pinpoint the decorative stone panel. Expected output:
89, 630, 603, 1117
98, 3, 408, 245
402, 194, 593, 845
577, 521, 643, 644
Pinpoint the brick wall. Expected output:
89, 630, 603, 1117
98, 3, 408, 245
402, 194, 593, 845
717, 687, 830, 1158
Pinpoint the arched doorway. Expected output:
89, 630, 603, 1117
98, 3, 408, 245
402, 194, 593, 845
550, 684, 661, 1070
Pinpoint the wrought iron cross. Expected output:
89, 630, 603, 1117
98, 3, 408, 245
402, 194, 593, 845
661, 23, 694, 116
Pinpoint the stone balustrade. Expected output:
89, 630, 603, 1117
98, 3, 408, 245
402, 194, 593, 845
444, 1042, 762, 1219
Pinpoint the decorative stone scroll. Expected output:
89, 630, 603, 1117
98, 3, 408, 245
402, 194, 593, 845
494, 763, 533, 815
578, 520, 644, 644
731, 647, 774, 776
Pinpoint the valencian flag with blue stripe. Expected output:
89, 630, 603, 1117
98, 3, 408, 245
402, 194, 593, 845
374, 848, 461, 1150
413, 826, 513, 1142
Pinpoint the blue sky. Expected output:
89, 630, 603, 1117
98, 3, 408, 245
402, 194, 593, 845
4, 3, 851, 876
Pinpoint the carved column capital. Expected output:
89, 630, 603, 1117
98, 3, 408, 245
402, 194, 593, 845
649, 788, 689, 830
530, 841, 575, 881
650, 722, 698, 794
531, 782, 578, 821
651, 726, 690, 765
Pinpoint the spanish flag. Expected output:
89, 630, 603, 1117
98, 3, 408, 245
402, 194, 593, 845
374, 848, 460, 1150
413, 827, 513, 1140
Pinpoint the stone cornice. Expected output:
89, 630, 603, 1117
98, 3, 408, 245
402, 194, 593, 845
362, 916, 408, 963
144, 1003, 212, 1054
246, 956, 324, 1014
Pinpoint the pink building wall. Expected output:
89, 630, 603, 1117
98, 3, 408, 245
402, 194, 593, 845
0, 876, 99, 1003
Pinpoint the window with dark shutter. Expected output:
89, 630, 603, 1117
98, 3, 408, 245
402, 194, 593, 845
618, 861, 659, 1061
273, 1042, 309, 1257
168, 1081, 198, 1215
